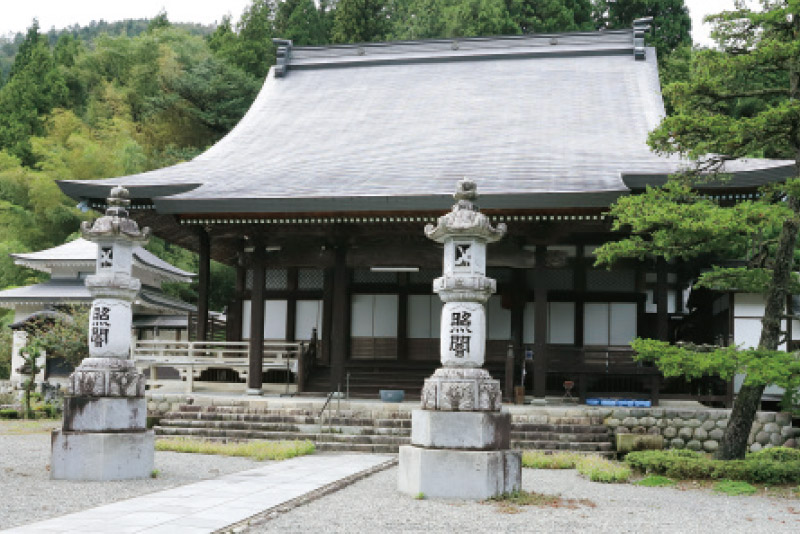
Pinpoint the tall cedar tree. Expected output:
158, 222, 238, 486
596, 1, 800, 459
332, 0, 390, 43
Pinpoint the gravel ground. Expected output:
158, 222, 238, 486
0, 427, 262, 530
247, 467, 800, 534
3, 423, 799, 534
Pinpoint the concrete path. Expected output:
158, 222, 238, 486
2, 454, 395, 534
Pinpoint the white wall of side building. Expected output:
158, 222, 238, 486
732, 293, 796, 398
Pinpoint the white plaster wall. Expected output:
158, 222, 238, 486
733, 293, 789, 397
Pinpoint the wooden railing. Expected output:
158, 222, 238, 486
132, 339, 304, 393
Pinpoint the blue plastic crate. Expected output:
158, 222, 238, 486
379, 389, 404, 403
634, 400, 652, 408
618, 399, 635, 407
586, 398, 600, 406
600, 399, 616, 407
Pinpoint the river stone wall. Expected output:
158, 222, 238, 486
603, 408, 798, 453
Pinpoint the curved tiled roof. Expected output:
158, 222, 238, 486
59, 30, 795, 213
11, 238, 194, 282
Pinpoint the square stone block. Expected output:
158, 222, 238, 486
411, 410, 510, 450
397, 445, 521, 500
51, 430, 154, 480
62, 396, 147, 432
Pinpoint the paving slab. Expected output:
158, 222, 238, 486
1, 454, 394, 534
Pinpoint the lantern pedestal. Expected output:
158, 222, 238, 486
50, 186, 153, 481
398, 180, 521, 499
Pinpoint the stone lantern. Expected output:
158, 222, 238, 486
50, 186, 154, 480
398, 179, 521, 499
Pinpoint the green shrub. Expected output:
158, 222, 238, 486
576, 455, 631, 483
713, 480, 757, 496
748, 447, 800, 463
625, 449, 800, 485
0, 408, 19, 419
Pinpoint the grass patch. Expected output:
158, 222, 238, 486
522, 451, 631, 483
522, 451, 581, 469
155, 438, 315, 461
636, 475, 676, 487
489, 490, 595, 514
576, 455, 631, 483
0, 419, 60, 435
713, 480, 757, 496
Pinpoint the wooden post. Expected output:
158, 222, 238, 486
247, 248, 266, 394
329, 245, 349, 391
321, 267, 334, 366
398, 273, 409, 360
652, 257, 669, 407
532, 247, 548, 399
507, 268, 526, 402
196, 227, 211, 341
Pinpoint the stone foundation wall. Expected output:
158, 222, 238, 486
602, 408, 797, 453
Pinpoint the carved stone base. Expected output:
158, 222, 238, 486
68, 358, 146, 397
398, 445, 521, 499
420, 367, 502, 412
51, 429, 154, 480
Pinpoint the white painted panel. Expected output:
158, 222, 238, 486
548, 302, 575, 344
584, 302, 609, 345
264, 300, 287, 340
645, 289, 656, 313
667, 290, 676, 314
351, 294, 374, 337
373, 294, 398, 337
487, 295, 511, 340
735, 317, 787, 350
241, 300, 251, 339
793, 320, 800, 341
734, 318, 761, 349
295, 300, 323, 340
610, 303, 637, 346
430, 297, 443, 339
408, 295, 432, 338
735, 293, 766, 317
523, 302, 535, 344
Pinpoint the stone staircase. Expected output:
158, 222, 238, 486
154, 405, 615, 456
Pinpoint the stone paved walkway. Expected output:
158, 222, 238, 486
2, 454, 395, 534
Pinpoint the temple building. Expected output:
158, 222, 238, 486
58, 26, 796, 404
0, 238, 195, 387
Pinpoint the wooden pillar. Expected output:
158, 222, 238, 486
247, 248, 266, 394
507, 268, 526, 402
398, 273, 409, 360
228, 262, 246, 342
321, 267, 334, 366
286, 267, 298, 342
651, 257, 669, 406
196, 227, 211, 341
329, 245, 349, 391
532, 246, 548, 399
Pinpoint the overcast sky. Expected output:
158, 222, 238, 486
0, 0, 749, 46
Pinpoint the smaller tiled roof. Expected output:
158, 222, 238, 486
0, 279, 196, 315
11, 238, 194, 282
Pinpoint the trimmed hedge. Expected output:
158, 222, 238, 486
625, 448, 800, 485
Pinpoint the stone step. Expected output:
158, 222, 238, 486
154, 426, 411, 444
512, 440, 614, 452
511, 431, 611, 443
315, 442, 400, 454
512, 423, 609, 434
158, 417, 412, 435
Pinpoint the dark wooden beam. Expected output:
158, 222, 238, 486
196, 227, 211, 341
248, 247, 266, 393
329, 244, 349, 391
532, 247, 548, 399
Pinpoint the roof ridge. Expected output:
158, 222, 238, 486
279, 30, 637, 72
